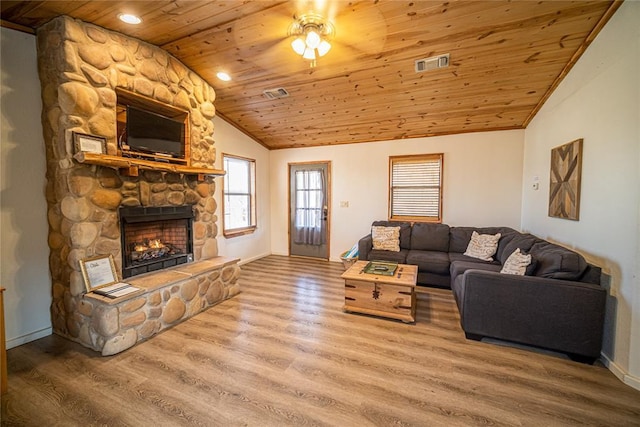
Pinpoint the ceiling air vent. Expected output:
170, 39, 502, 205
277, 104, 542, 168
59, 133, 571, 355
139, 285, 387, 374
263, 88, 290, 99
415, 53, 450, 73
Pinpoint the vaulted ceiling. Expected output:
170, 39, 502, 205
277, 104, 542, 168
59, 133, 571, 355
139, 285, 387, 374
1, 1, 620, 149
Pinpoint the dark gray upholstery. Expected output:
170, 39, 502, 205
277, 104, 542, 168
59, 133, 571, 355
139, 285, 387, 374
357, 221, 606, 362
448, 227, 477, 253
368, 248, 409, 264
530, 241, 588, 280
406, 250, 450, 274
410, 223, 450, 251
498, 233, 539, 264
449, 261, 501, 282
451, 268, 605, 361
448, 252, 499, 265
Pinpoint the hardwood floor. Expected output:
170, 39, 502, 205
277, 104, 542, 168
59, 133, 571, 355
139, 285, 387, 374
2, 255, 640, 426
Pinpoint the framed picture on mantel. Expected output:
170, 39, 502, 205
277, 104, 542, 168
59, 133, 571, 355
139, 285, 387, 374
73, 131, 106, 154
548, 138, 583, 221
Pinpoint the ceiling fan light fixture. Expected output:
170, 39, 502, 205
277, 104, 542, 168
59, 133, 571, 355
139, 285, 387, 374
291, 38, 306, 55
317, 40, 331, 57
305, 30, 321, 50
303, 47, 316, 60
288, 12, 335, 67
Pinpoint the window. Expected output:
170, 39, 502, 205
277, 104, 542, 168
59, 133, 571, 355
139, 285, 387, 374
389, 153, 443, 222
223, 154, 256, 237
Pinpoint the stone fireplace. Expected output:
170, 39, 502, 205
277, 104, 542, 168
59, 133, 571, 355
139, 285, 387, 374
36, 16, 240, 355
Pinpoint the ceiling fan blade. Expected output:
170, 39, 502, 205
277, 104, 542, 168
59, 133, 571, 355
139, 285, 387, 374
328, 1, 387, 57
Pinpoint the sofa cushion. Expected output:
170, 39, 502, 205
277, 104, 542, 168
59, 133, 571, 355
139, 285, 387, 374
464, 231, 501, 261
529, 241, 587, 280
372, 226, 400, 252
500, 248, 536, 275
498, 233, 540, 265
449, 227, 476, 253
368, 248, 409, 264
450, 260, 502, 282
449, 252, 499, 265
494, 228, 523, 261
372, 221, 411, 249
410, 223, 450, 252
406, 250, 450, 275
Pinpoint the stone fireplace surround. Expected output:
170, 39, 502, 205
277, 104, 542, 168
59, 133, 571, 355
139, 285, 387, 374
36, 16, 240, 355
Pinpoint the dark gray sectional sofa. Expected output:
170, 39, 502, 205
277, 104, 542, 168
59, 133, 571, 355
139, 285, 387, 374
358, 220, 606, 363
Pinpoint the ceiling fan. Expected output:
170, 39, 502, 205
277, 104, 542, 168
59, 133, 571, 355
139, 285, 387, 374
231, 0, 388, 76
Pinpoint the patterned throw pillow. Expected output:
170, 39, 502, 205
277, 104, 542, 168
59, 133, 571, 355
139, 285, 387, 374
372, 226, 401, 252
500, 248, 532, 275
464, 231, 501, 261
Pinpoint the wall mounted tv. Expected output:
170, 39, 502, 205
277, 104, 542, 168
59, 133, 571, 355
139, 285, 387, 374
125, 105, 186, 160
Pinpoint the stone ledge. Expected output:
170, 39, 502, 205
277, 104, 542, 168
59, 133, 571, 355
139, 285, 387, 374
72, 256, 241, 355
84, 257, 240, 304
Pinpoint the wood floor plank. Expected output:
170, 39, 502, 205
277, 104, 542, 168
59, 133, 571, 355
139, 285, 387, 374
2, 255, 640, 426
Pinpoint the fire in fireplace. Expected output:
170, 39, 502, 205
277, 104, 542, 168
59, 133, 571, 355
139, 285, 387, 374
119, 206, 194, 278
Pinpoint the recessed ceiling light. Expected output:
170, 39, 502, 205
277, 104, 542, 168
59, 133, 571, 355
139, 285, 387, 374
118, 13, 142, 25
217, 72, 231, 82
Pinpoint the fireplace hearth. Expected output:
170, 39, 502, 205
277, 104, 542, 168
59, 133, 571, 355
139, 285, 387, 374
119, 206, 194, 278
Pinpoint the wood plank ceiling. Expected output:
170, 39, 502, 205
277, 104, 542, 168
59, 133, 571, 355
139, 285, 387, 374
1, 1, 620, 150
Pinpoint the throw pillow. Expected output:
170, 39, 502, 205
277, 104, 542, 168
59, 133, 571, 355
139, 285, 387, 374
500, 248, 532, 275
464, 231, 501, 261
371, 226, 401, 252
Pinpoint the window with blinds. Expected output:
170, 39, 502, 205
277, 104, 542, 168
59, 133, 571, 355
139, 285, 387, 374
389, 154, 443, 222
223, 154, 257, 237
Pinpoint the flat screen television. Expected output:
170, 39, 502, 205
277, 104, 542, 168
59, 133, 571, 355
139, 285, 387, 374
125, 105, 185, 159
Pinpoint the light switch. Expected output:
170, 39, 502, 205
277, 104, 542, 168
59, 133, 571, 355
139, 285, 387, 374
340, 201, 349, 208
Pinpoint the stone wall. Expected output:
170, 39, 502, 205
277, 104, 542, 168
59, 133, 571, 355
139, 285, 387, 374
83, 258, 240, 355
36, 16, 230, 351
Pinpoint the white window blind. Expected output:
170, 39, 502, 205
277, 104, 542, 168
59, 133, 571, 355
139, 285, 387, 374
389, 154, 443, 221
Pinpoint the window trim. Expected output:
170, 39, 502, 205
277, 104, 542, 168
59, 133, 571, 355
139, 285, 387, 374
388, 153, 444, 223
222, 153, 257, 238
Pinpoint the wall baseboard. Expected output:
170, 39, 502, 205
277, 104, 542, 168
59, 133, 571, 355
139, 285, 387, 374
600, 352, 640, 392
7, 326, 52, 350
270, 251, 289, 257
237, 253, 271, 265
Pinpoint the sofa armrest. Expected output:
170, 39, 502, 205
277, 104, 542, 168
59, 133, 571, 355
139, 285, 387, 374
455, 270, 606, 358
358, 235, 373, 261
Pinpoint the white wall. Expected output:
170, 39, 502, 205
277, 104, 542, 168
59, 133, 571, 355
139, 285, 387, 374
522, 2, 639, 389
270, 130, 525, 261
1, 28, 52, 348
212, 116, 271, 264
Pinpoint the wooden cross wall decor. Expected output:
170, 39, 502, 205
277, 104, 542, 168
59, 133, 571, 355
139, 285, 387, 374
549, 138, 583, 221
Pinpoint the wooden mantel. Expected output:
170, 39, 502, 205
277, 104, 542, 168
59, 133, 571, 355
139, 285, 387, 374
74, 152, 225, 180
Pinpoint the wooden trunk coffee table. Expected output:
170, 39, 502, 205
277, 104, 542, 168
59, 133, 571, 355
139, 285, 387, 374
341, 261, 418, 323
